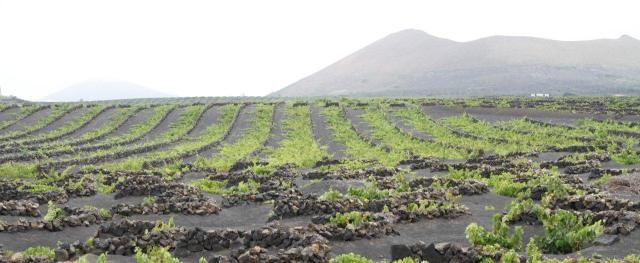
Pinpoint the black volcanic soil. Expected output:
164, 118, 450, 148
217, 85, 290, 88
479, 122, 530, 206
188, 105, 222, 137
2, 102, 640, 262
343, 108, 384, 146
60, 107, 119, 140
422, 105, 622, 126
0, 107, 21, 122
107, 107, 155, 138
187, 104, 257, 161
32, 107, 89, 135
0, 226, 99, 252
128, 203, 274, 231
138, 107, 186, 142
311, 106, 347, 160
386, 110, 434, 141
253, 103, 286, 160
2, 107, 51, 133
112, 106, 223, 159
295, 177, 365, 195
263, 103, 286, 149
330, 193, 513, 259
600, 173, 640, 202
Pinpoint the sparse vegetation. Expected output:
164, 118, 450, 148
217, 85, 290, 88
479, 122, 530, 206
0, 98, 637, 262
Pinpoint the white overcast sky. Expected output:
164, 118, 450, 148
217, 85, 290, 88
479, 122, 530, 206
0, 0, 639, 100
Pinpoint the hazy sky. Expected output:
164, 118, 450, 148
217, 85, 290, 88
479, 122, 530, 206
1, 0, 639, 100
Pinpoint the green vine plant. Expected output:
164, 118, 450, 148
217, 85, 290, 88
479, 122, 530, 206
465, 214, 524, 252
536, 210, 604, 254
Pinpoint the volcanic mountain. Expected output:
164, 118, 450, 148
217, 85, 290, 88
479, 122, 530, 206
270, 29, 640, 97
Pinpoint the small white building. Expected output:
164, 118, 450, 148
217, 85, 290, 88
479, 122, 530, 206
531, 93, 550, 97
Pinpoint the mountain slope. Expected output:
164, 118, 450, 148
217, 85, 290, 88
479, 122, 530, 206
43, 81, 172, 102
271, 29, 640, 97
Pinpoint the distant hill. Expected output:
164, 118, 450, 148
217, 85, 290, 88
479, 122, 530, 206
0, 95, 28, 104
43, 81, 172, 102
270, 29, 640, 97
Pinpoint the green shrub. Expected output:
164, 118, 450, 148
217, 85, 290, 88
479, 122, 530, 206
192, 179, 227, 194
267, 104, 329, 167
98, 208, 112, 219
96, 253, 108, 263
43, 201, 64, 221
346, 177, 391, 201
591, 173, 611, 187
246, 164, 276, 176
143, 196, 155, 206
613, 149, 640, 165
95, 173, 120, 194
134, 246, 181, 263
22, 246, 55, 260
487, 173, 526, 197
528, 170, 573, 201
151, 217, 176, 233
232, 179, 259, 194
319, 188, 343, 201
329, 211, 369, 227
393, 172, 411, 192
330, 253, 373, 263
18, 182, 63, 193
447, 167, 482, 180
525, 238, 542, 263
0, 163, 38, 179
503, 199, 543, 223
625, 254, 640, 263
405, 195, 458, 214
538, 210, 604, 253
465, 214, 523, 250
192, 179, 259, 195
500, 250, 520, 263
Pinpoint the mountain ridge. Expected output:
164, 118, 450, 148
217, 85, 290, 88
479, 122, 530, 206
270, 30, 640, 97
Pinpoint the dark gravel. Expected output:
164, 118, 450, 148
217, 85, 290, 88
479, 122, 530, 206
2, 107, 51, 133
311, 106, 347, 160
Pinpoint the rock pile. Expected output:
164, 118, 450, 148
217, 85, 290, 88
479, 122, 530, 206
551, 194, 640, 212
112, 197, 220, 216
302, 166, 397, 180
114, 174, 198, 199
0, 206, 104, 233
0, 200, 40, 217
409, 178, 489, 195
0, 180, 68, 204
